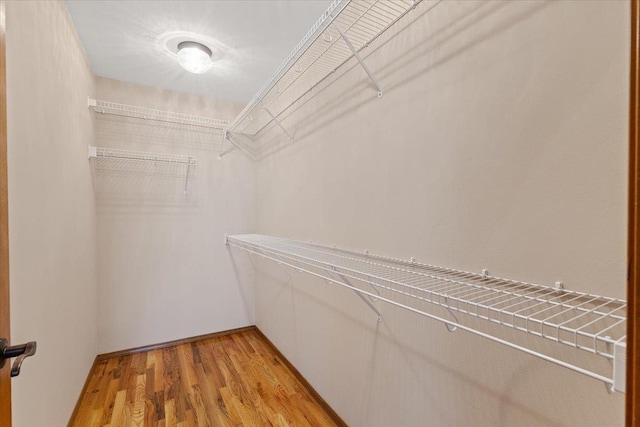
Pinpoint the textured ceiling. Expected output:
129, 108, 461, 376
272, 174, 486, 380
65, 1, 332, 104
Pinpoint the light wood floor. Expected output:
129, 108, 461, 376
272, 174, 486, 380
70, 329, 341, 427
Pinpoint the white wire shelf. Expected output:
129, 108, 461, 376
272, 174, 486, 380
88, 98, 229, 131
88, 146, 196, 165
88, 146, 196, 194
226, 234, 627, 393
227, 0, 419, 143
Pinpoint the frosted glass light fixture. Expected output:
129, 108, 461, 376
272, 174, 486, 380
177, 41, 213, 74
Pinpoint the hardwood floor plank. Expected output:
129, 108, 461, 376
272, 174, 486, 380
98, 376, 121, 425
191, 384, 213, 427
154, 391, 166, 423
70, 329, 342, 427
88, 408, 103, 427
164, 399, 177, 427
145, 396, 157, 426
151, 350, 165, 394
194, 362, 234, 427
74, 359, 108, 424
219, 386, 242, 426
109, 389, 127, 427
164, 346, 189, 424
132, 374, 147, 426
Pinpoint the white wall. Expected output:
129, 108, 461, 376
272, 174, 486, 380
95, 78, 255, 354
6, 1, 98, 426
254, 1, 628, 426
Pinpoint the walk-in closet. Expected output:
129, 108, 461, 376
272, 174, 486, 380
0, 1, 637, 426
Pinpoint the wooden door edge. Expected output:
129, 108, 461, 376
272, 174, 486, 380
0, 0, 12, 425
628, 1, 639, 426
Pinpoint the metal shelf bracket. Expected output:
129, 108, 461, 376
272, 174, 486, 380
218, 132, 260, 161
218, 129, 230, 159
331, 266, 382, 321
331, 18, 383, 97
443, 296, 458, 333
613, 340, 627, 392
184, 158, 193, 195
264, 107, 294, 141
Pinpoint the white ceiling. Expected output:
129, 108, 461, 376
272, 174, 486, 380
65, 1, 332, 104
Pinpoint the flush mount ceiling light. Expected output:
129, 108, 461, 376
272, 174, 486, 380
177, 41, 213, 74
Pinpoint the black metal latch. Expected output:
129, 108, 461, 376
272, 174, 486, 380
0, 338, 36, 377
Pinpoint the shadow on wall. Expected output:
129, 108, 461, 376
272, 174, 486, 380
252, 0, 553, 159
94, 113, 223, 151
90, 113, 225, 212
90, 157, 199, 211
227, 243, 258, 324
382, 319, 568, 427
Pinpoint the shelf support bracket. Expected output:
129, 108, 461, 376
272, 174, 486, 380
330, 266, 382, 321
263, 107, 294, 141
364, 275, 380, 301
238, 244, 295, 280
272, 259, 293, 280
218, 129, 230, 159
331, 19, 383, 97
443, 296, 459, 333
220, 132, 256, 161
612, 340, 626, 393
332, 270, 380, 302
184, 159, 193, 195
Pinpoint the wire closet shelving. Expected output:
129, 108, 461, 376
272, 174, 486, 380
226, 234, 627, 393
88, 146, 197, 195
222, 0, 421, 159
88, 98, 229, 131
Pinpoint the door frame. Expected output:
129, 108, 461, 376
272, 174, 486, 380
628, 1, 640, 426
0, 0, 12, 425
